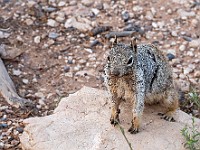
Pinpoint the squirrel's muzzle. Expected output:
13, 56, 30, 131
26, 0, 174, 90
110, 69, 120, 76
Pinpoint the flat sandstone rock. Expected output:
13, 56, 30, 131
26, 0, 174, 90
20, 86, 200, 150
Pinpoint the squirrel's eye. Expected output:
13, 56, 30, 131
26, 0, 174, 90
107, 56, 111, 61
127, 57, 133, 65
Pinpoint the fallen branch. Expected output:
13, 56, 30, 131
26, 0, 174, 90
89, 26, 112, 36
105, 31, 136, 39
0, 58, 34, 108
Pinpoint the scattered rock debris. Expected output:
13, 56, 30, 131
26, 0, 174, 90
0, 0, 199, 149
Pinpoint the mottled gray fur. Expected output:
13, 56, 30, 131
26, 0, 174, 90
104, 37, 179, 134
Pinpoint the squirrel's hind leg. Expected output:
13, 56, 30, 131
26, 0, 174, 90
159, 90, 179, 122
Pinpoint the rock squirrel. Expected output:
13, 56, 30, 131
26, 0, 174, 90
104, 37, 179, 134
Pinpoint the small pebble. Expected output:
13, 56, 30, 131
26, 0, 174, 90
194, 71, 200, 78
22, 79, 29, 84
25, 18, 34, 26
48, 32, 59, 39
79, 59, 87, 64
16, 127, 24, 133
166, 53, 175, 61
90, 40, 101, 47
183, 67, 193, 74
58, 1, 66, 7
121, 10, 129, 22
0, 123, 8, 129
0, 142, 4, 149
171, 31, 178, 37
182, 36, 192, 42
64, 66, 70, 72
34, 36, 41, 44
91, 8, 100, 15
189, 39, 200, 48
12, 69, 22, 76
47, 19, 58, 27
43, 7, 57, 12
179, 45, 186, 51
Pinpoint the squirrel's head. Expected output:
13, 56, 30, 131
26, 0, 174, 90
105, 36, 137, 77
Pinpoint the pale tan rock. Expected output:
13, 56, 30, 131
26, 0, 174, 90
20, 87, 200, 150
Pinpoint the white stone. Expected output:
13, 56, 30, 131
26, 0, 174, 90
47, 19, 58, 27
145, 31, 154, 39
150, 7, 156, 15
103, 3, 109, 10
12, 69, 22, 76
186, 51, 194, 57
173, 73, 178, 78
191, 19, 198, 27
91, 8, 100, 15
32, 78, 37, 83
25, 19, 33, 26
152, 22, 158, 28
133, 6, 143, 12
78, 59, 87, 64
177, 9, 195, 18
22, 79, 29, 84
0, 31, 10, 38
171, 31, 178, 37
167, 9, 172, 14
35, 92, 45, 99
167, 49, 176, 56
64, 17, 92, 32
81, 0, 94, 6
58, 1, 66, 7
20, 87, 200, 150
145, 11, 154, 20
157, 21, 165, 28
84, 48, 93, 53
172, 0, 188, 4
55, 16, 65, 22
189, 39, 200, 48
34, 36, 41, 44
64, 72, 73, 77
179, 45, 186, 51
27, 1, 36, 7
183, 67, 193, 74
194, 71, 200, 78
179, 73, 185, 79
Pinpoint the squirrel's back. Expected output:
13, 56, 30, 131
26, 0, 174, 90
136, 44, 173, 94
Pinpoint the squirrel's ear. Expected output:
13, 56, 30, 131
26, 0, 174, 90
112, 35, 118, 47
130, 38, 137, 53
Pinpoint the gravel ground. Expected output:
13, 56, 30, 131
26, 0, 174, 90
0, 0, 199, 149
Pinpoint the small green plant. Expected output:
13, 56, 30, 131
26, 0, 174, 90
188, 89, 200, 110
181, 118, 200, 150
117, 123, 133, 150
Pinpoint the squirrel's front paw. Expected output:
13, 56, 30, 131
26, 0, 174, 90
128, 117, 140, 134
128, 125, 139, 134
110, 116, 120, 126
110, 109, 120, 126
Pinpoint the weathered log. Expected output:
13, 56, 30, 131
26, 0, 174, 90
0, 58, 34, 108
